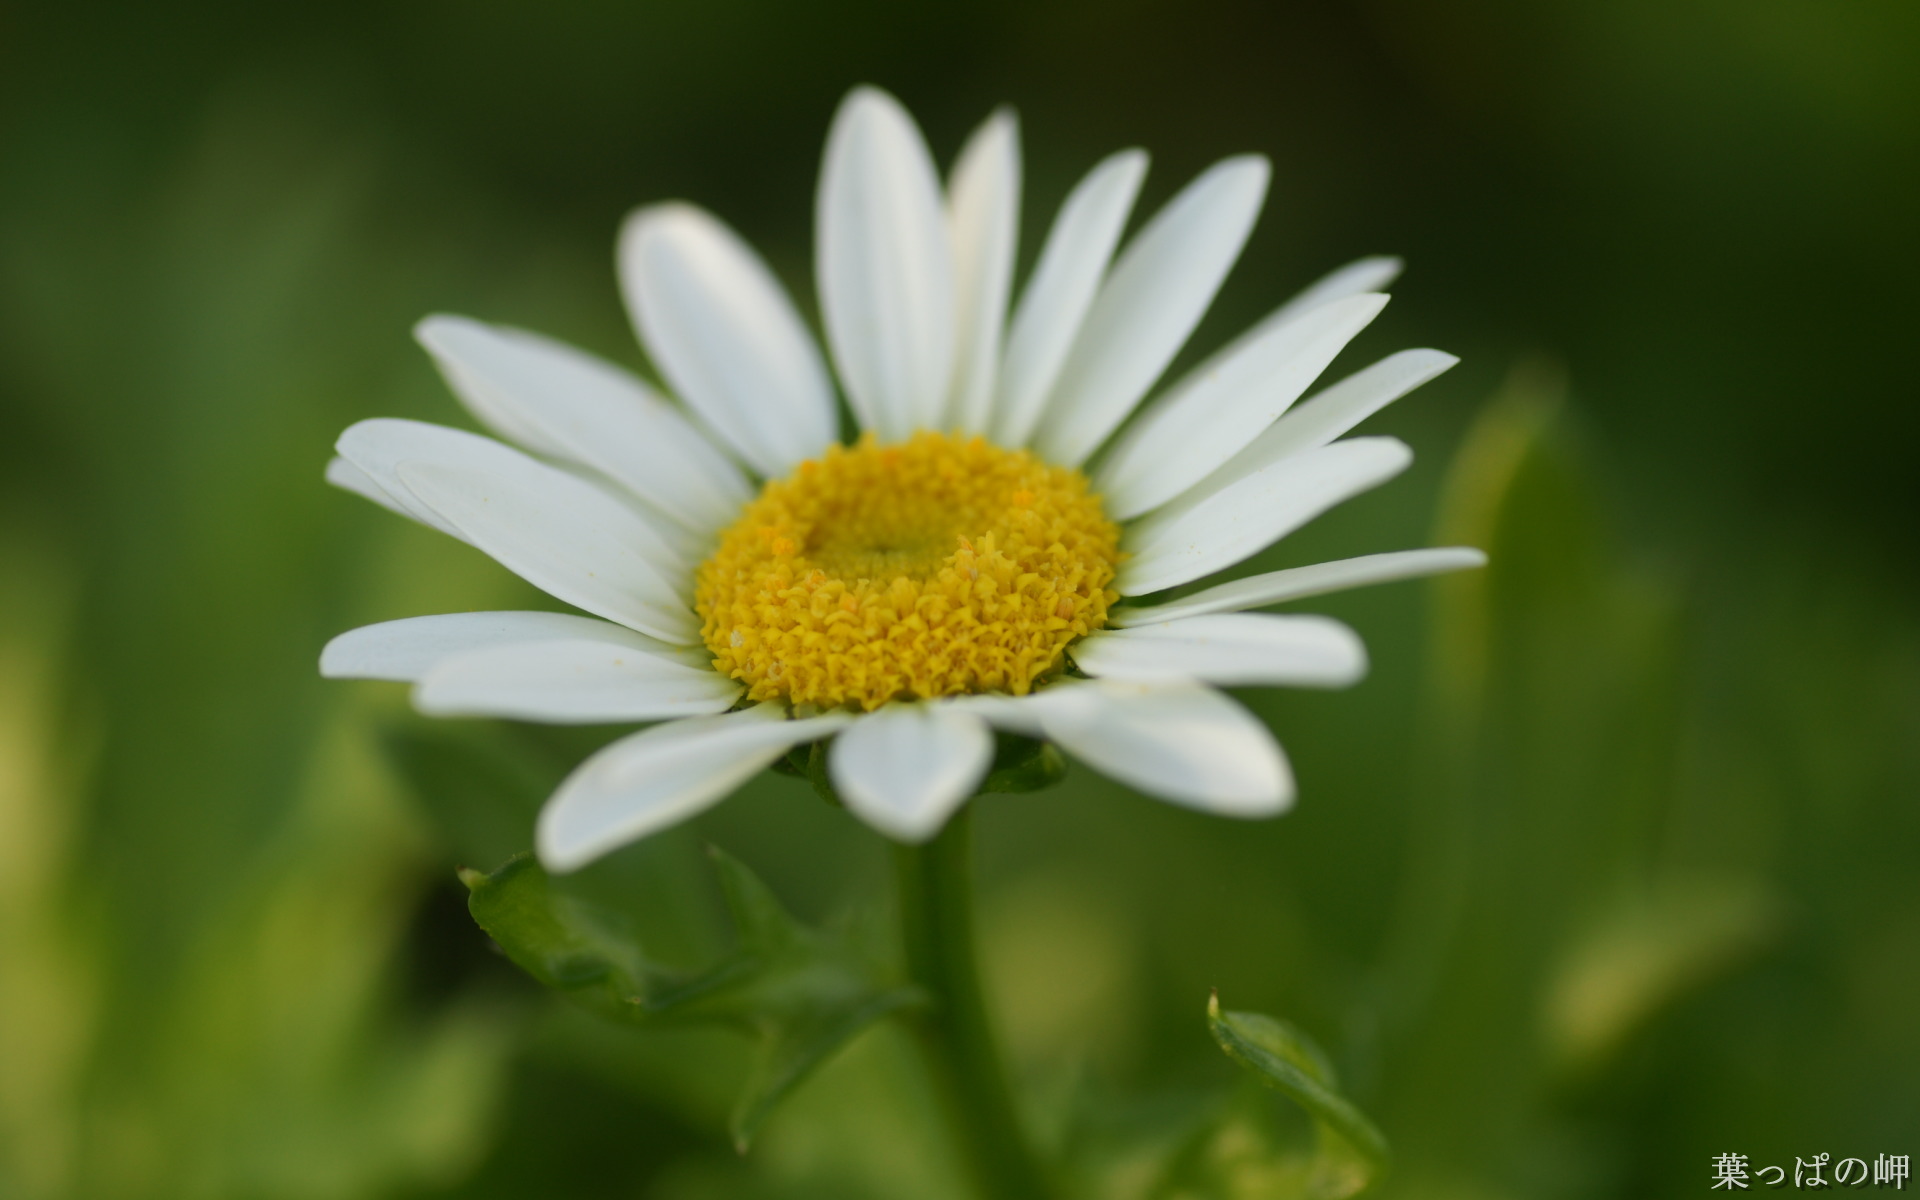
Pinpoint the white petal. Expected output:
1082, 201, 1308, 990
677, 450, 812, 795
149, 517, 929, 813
1032, 156, 1270, 467
397, 460, 698, 644
537, 705, 852, 872
1179, 349, 1457, 511
321, 611, 655, 681
946, 691, 1048, 739
1110, 547, 1488, 626
1071, 613, 1367, 688
1120, 437, 1414, 596
1119, 259, 1401, 461
829, 703, 994, 842
1255, 255, 1403, 334
335, 418, 691, 574
985, 681, 1291, 817
991, 149, 1148, 448
331, 422, 471, 540
325, 456, 418, 524
617, 204, 839, 478
944, 109, 1021, 435
1095, 292, 1390, 520
415, 315, 750, 534
816, 86, 955, 442
415, 637, 738, 723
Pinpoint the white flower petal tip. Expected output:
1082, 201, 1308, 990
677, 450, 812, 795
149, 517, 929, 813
1109, 546, 1488, 627
324, 456, 413, 521
1015, 681, 1293, 818
616, 204, 838, 479
395, 459, 698, 644
817, 85, 956, 442
1262, 256, 1404, 330
1202, 348, 1459, 485
331, 420, 474, 541
1120, 437, 1416, 597
413, 313, 751, 533
320, 611, 664, 682
829, 704, 994, 843
537, 705, 853, 873
334, 417, 695, 573
1096, 291, 1392, 520
945, 108, 1021, 435
992, 148, 1149, 448
1071, 613, 1368, 689
1075, 614, 1374, 687
414, 638, 741, 724
1033, 154, 1271, 468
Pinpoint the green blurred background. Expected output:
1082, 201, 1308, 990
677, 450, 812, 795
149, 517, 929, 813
2, 1, 1916, 1197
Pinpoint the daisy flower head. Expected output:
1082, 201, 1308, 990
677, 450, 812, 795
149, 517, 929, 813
322, 87, 1485, 872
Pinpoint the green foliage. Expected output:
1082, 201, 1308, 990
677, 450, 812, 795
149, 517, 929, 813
979, 734, 1071, 795
0, 536, 514, 1200
1205, 994, 1390, 1194
804, 741, 840, 809
1058, 995, 1392, 1200
463, 849, 924, 1151
3, 5, 1917, 1197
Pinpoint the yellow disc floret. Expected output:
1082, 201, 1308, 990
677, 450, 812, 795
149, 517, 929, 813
695, 431, 1121, 711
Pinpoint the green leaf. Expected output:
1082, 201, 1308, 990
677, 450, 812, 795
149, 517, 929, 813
728, 979, 923, 1152
978, 733, 1068, 794
1107, 995, 1392, 1199
767, 747, 809, 779
707, 845, 800, 956
461, 854, 655, 1023
804, 739, 842, 808
1202, 991, 1391, 1198
462, 848, 923, 1151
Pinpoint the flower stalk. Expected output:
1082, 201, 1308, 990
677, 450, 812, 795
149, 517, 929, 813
894, 805, 1053, 1200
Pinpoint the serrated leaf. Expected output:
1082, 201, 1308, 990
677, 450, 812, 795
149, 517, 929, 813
461, 848, 922, 1151
730, 984, 923, 1151
462, 854, 655, 1022
666, 847, 926, 1149
707, 844, 801, 955
1203, 991, 1390, 1198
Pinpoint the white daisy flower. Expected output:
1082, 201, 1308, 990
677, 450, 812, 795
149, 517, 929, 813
321, 86, 1484, 872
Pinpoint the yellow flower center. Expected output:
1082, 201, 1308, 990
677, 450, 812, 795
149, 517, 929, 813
695, 431, 1121, 711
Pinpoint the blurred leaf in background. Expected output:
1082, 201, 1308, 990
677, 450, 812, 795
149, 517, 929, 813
2, 1, 1915, 1198
0, 528, 512, 1199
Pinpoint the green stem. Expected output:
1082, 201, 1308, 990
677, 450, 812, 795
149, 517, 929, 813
894, 805, 1053, 1200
